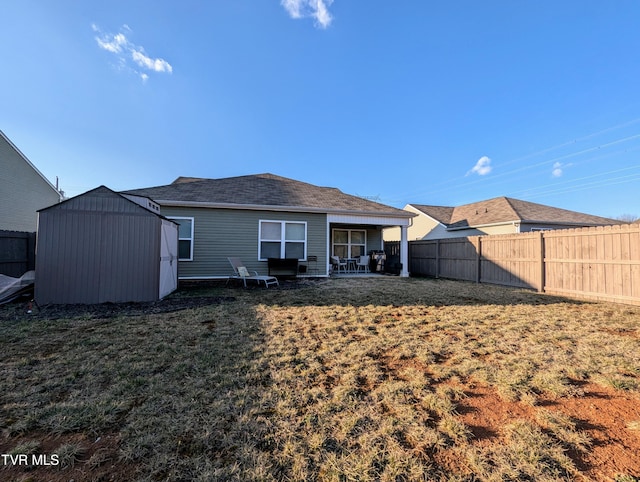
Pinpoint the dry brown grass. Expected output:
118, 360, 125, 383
1, 277, 639, 481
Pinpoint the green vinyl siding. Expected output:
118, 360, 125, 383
160, 207, 328, 278
366, 228, 382, 252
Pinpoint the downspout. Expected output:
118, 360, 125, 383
326, 217, 331, 276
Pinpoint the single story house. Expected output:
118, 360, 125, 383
0, 130, 61, 232
124, 173, 416, 278
384, 196, 622, 241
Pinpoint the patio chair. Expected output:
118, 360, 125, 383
330, 256, 347, 274
228, 257, 279, 288
356, 255, 370, 273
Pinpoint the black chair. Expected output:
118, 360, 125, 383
305, 255, 318, 275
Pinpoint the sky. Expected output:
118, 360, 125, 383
1, 1, 640, 219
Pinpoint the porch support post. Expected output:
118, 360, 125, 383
400, 225, 409, 277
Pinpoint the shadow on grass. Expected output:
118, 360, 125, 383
0, 294, 277, 480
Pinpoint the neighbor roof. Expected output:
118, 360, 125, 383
124, 173, 413, 217
411, 197, 621, 229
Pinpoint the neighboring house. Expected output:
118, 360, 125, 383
384, 196, 622, 241
0, 130, 61, 231
124, 173, 416, 278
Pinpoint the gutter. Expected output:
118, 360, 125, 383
446, 220, 522, 231
446, 219, 616, 231
153, 199, 416, 219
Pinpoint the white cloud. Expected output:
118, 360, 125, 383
552, 161, 573, 177
131, 49, 173, 73
281, 0, 303, 18
467, 156, 492, 176
281, 0, 334, 29
93, 24, 173, 81
95, 32, 127, 53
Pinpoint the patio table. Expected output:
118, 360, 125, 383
345, 258, 358, 273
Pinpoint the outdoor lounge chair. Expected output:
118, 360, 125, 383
228, 257, 279, 288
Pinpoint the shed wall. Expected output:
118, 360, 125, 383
36, 206, 162, 304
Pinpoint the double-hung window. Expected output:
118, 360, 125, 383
259, 220, 307, 260
169, 217, 194, 261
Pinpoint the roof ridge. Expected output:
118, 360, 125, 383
500, 196, 521, 220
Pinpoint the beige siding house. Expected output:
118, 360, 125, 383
385, 197, 621, 241
0, 130, 61, 231
125, 174, 416, 278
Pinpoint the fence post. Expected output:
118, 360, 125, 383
475, 236, 482, 284
27, 232, 36, 271
538, 231, 545, 293
435, 239, 440, 278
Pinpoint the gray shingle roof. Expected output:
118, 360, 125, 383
411, 197, 621, 228
124, 173, 413, 217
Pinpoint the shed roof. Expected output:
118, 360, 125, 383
39, 185, 170, 219
124, 173, 414, 217
411, 197, 621, 229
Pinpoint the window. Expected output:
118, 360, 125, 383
332, 229, 366, 258
259, 220, 307, 261
169, 217, 194, 261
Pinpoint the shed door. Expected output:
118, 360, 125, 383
159, 220, 179, 298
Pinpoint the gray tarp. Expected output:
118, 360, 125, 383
0, 270, 35, 305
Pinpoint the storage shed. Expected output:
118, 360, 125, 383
35, 186, 178, 304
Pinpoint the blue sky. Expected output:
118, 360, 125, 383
1, 1, 640, 219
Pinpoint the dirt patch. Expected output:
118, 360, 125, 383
455, 382, 640, 481
0, 277, 325, 322
551, 384, 640, 480
0, 295, 236, 321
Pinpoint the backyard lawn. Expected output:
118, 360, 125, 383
1, 277, 639, 481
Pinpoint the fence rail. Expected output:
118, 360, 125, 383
409, 224, 640, 305
0, 230, 36, 277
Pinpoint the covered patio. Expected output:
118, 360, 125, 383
326, 213, 412, 277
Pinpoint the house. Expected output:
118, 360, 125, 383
384, 196, 622, 241
124, 173, 416, 278
35, 186, 178, 304
0, 130, 61, 232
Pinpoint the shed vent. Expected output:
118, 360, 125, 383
122, 194, 161, 213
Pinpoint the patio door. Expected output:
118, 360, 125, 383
332, 229, 366, 258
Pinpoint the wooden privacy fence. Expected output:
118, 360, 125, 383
0, 230, 36, 277
409, 224, 640, 305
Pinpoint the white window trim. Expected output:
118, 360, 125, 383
169, 216, 194, 261
258, 220, 307, 261
332, 228, 367, 258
